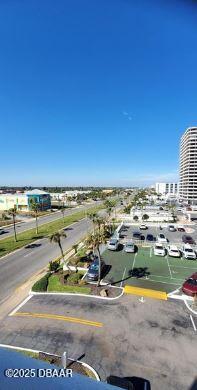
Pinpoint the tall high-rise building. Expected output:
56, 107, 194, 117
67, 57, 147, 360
179, 127, 197, 204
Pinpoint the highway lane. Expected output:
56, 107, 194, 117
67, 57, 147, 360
0, 202, 101, 240
0, 218, 92, 305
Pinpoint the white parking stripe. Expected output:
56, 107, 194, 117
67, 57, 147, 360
132, 252, 137, 270
166, 255, 173, 279
121, 267, 127, 287
190, 315, 197, 332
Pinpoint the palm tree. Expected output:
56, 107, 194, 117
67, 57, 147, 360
86, 230, 106, 286
95, 216, 106, 233
49, 231, 71, 272
29, 199, 40, 234
8, 206, 17, 242
60, 204, 66, 221
88, 212, 97, 234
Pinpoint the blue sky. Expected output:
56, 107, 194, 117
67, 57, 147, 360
0, 0, 197, 187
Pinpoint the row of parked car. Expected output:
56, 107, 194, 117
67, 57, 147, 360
154, 243, 196, 259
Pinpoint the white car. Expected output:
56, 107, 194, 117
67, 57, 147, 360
182, 244, 196, 260
168, 245, 181, 258
157, 234, 168, 244
124, 241, 135, 253
139, 224, 147, 230
154, 244, 166, 256
107, 238, 119, 251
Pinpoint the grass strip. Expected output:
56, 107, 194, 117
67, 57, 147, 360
0, 204, 103, 258
47, 274, 91, 294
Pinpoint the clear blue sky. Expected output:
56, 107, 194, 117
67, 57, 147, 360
0, 0, 197, 187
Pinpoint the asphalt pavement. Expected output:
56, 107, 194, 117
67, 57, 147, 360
122, 223, 197, 246
0, 202, 101, 240
0, 218, 92, 305
1, 294, 196, 390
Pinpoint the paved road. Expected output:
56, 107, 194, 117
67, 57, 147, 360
0, 218, 92, 305
1, 294, 196, 390
0, 202, 101, 240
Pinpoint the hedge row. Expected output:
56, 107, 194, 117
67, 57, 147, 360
32, 272, 51, 292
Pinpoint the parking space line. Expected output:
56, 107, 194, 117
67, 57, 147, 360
150, 274, 183, 280
166, 255, 173, 279
121, 267, 127, 287
190, 315, 197, 332
146, 279, 181, 285
132, 252, 137, 270
13, 312, 103, 328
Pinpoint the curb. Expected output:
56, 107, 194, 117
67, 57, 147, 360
30, 288, 124, 301
0, 344, 100, 381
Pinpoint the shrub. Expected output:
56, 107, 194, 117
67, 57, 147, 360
32, 273, 51, 292
67, 272, 83, 285
48, 260, 60, 272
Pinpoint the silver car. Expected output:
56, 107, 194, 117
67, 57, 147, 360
124, 241, 135, 253
107, 238, 119, 251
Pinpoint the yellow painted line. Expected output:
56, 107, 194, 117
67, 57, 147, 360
124, 285, 167, 300
13, 311, 103, 328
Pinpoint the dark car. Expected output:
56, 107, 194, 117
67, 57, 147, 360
182, 273, 197, 297
0, 229, 5, 235
146, 234, 154, 241
177, 227, 185, 232
182, 235, 195, 245
87, 258, 106, 281
25, 243, 41, 249
132, 231, 142, 241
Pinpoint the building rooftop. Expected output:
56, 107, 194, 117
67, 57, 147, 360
25, 189, 49, 195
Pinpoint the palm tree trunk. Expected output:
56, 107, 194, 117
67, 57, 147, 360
59, 241, 71, 272
13, 214, 17, 242
35, 213, 38, 234
97, 246, 101, 287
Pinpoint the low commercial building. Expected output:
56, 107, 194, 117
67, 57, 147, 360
0, 189, 51, 212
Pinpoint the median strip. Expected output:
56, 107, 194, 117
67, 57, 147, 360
13, 311, 103, 328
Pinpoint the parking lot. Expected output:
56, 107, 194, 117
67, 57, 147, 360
102, 224, 197, 293
0, 294, 197, 390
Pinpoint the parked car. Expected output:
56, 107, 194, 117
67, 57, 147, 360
177, 226, 185, 232
124, 241, 135, 253
107, 238, 119, 251
154, 244, 166, 256
182, 273, 197, 296
182, 244, 196, 260
168, 225, 176, 232
87, 258, 106, 281
0, 229, 5, 235
182, 235, 195, 245
132, 231, 142, 241
139, 224, 148, 230
167, 245, 181, 258
157, 233, 168, 243
146, 234, 154, 242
